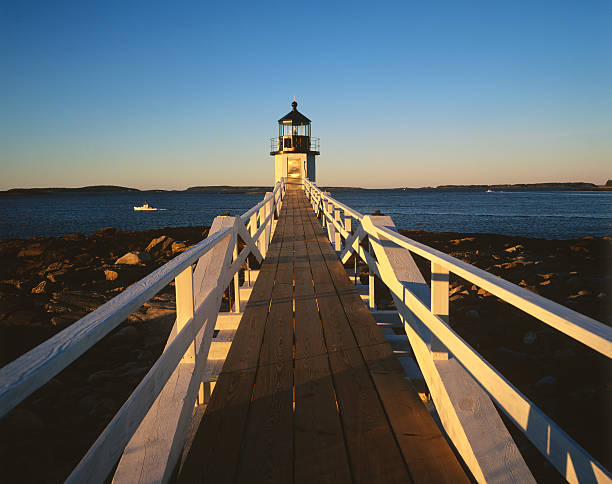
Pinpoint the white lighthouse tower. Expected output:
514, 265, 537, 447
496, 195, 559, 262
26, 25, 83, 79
270, 101, 319, 185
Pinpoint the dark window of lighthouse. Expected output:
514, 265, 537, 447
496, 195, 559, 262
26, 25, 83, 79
284, 137, 292, 148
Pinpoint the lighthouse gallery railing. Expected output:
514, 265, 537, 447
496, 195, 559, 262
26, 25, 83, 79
302, 177, 612, 484
0, 179, 286, 483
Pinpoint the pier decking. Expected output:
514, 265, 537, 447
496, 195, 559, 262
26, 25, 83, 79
177, 184, 469, 483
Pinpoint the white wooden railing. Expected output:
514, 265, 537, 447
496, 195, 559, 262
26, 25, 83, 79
0, 178, 286, 483
303, 178, 612, 484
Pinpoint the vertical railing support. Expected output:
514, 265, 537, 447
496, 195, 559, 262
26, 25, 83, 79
430, 262, 450, 359
334, 207, 342, 251
264, 191, 272, 254
368, 240, 376, 310
233, 236, 241, 313
258, 201, 267, 258
175, 265, 195, 362
248, 212, 257, 283
327, 201, 335, 244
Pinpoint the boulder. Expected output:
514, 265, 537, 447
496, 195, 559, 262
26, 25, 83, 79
115, 251, 151, 265
146, 235, 168, 253
92, 227, 116, 237
504, 244, 524, 254
171, 241, 188, 254
17, 243, 44, 257
31, 281, 47, 294
104, 270, 118, 281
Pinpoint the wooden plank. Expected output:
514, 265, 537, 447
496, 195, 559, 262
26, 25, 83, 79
307, 209, 470, 483
233, 197, 295, 483
293, 200, 352, 484
176, 202, 290, 484
365, 215, 607, 484
301, 201, 412, 484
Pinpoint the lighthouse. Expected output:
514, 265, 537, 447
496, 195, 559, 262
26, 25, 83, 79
270, 101, 319, 185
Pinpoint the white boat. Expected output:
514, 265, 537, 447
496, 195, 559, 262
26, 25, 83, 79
486, 189, 494, 193
134, 203, 158, 211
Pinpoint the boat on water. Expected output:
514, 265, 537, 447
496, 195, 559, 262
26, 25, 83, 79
486, 189, 494, 192
134, 203, 158, 211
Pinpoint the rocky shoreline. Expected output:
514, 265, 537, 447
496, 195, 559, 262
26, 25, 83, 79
0, 227, 610, 482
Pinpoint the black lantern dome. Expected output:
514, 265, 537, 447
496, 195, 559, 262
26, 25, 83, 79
270, 101, 320, 155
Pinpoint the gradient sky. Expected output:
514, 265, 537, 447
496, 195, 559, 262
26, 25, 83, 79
1, 0, 611, 189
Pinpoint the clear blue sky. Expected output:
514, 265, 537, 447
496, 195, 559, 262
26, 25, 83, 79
1, 0, 610, 189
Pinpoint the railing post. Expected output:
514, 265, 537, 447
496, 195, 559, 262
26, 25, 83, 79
264, 191, 272, 254
368, 240, 376, 310
431, 262, 449, 359
248, 212, 257, 282
258, 201, 266, 258
175, 266, 195, 362
322, 198, 328, 228
233, 236, 241, 313
334, 207, 342, 251
327, 201, 335, 244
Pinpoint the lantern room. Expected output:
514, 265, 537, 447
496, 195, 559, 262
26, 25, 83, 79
270, 101, 319, 184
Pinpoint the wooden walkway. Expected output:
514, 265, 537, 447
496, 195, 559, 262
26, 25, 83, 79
177, 185, 469, 483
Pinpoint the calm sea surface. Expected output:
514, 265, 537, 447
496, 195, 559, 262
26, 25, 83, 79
0, 190, 610, 240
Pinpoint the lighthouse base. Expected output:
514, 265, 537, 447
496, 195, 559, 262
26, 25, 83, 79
274, 153, 316, 185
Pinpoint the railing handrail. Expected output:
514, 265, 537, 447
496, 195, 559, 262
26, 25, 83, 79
0, 178, 286, 420
302, 177, 612, 484
303, 178, 612, 358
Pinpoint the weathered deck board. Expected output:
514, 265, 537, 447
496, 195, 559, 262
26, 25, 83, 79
294, 199, 353, 484
306, 204, 471, 483
176, 202, 289, 484
177, 185, 469, 484
233, 197, 295, 482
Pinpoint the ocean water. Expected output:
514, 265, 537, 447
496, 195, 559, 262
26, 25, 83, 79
0, 190, 610, 240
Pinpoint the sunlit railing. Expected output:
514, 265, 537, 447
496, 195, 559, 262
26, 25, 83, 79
0, 178, 287, 483
302, 177, 612, 484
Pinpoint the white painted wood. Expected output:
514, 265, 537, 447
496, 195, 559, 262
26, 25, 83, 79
368, 240, 376, 310
334, 207, 342, 251
113, 217, 235, 484
258, 203, 266, 258
430, 263, 449, 360
366, 215, 536, 484
0, 178, 287, 483
340, 225, 365, 264
0, 222, 234, 418
66, 289, 218, 483
175, 266, 195, 363
214, 313, 242, 331
264, 192, 272, 255
365, 215, 611, 484
367, 220, 612, 359
233, 243, 241, 313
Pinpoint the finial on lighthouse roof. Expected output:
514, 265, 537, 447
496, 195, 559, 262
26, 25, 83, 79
291, 100, 298, 110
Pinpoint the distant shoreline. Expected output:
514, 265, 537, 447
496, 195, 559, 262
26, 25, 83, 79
1, 181, 611, 195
